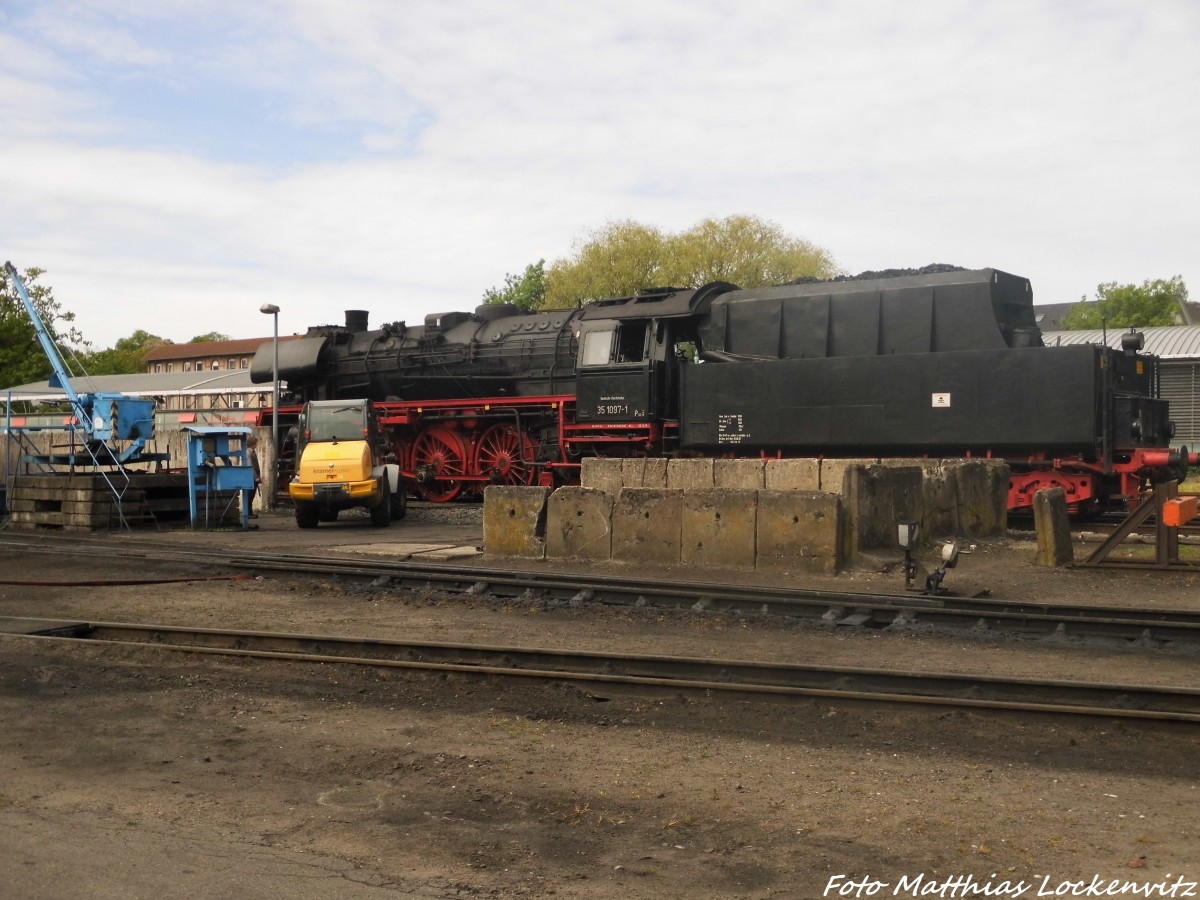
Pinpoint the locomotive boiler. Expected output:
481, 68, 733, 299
252, 267, 1190, 512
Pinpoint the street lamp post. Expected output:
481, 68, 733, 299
259, 303, 280, 509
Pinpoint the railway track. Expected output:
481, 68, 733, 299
1007, 509, 1200, 541
3, 615, 1198, 723
2, 533, 1200, 649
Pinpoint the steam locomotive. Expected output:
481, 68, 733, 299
251, 267, 1191, 512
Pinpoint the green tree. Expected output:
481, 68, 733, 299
662, 215, 838, 288
482, 260, 546, 310
0, 265, 85, 390
544, 221, 667, 307
80, 330, 169, 375
1062, 276, 1190, 329
542, 215, 838, 308
188, 331, 231, 343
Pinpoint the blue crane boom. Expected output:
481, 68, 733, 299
5, 260, 88, 419
4, 261, 156, 464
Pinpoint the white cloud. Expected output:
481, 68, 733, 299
0, 0, 1197, 349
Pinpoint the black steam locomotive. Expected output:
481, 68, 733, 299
252, 267, 1189, 511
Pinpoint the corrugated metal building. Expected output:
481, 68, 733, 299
2, 369, 267, 429
1043, 326, 1200, 445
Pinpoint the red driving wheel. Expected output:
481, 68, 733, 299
409, 426, 468, 502
473, 423, 538, 488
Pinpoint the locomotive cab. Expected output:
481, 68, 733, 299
573, 283, 736, 427
575, 319, 666, 422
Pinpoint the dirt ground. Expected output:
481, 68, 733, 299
1, 508, 1199, 899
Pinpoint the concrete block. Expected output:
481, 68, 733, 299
764, 458, 820, 491
579, 458, 624, 495
666, 458, 715, 490
546, 486, 614, 560
756, 491, 843, 574
877, 458, 1009, 538
620, 458, 646, 488
714, 459, 765, 489
819, 458, 878, 494
638, 458, 669, 488
681, 489, 757, 569
843, 465, 924, 556
482, 485, 550, 558
1033, 487, 1074, 566
876, 457, 936, 468
952, 460, 1010, 537
918, 462, 960, 537
611, 488, 682, 565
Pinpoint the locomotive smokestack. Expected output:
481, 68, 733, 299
345, 310, 369, 333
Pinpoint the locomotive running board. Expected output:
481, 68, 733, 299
1078, 480, 1200, 571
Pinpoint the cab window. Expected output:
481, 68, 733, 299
580, 329, 614, 367
615, 323, 647, 363
307, 404, 367, 442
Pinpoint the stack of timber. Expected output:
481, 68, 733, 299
6, 473, 239, 531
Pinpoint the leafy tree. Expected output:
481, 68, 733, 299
542, 215, 838, 308
1062, 276, 1190, 330
662, 215, 837, 288
80, 330, 169, 375
482, 260, 547, 310
0, 265, 85, 390
544, 221, 668, 307
188, 331, 231, 343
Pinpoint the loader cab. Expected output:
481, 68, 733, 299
296, 399, 378, 455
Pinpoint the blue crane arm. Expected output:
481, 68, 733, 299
4, 261, 85, 417
4, 261, 158, 464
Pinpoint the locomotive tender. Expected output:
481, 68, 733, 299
252, 267, 1190, 512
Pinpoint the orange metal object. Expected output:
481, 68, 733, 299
1162, 496, 1199, 527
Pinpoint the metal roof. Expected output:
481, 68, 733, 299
1, 368, 272, 403
1041, 325, 1200, 360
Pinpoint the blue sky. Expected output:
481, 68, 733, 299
2, 0, 1197, 349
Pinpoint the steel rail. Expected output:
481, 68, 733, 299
3, 535, 1200, 647
4, 616, 1199, 722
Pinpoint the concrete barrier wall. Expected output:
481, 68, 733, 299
483, 485, 551, 558
878, 458, 1010, 538
818, 458, 880, 494
491, 485, 847, 573
681, 488, 757, 569
579, 458, 623, 496
495, 456, 1011, 571
546, 486, 614, 560
579, 457, 1008, 540
843, 465, 924, 557
756, 491, 842, 574
763, 459, 819, 491
611, 488, 683, 565
715, 458, 764, 489
666, 459, 715, 491
952, 460, 1010, 537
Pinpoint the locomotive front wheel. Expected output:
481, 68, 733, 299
473, 423, 538, 488
409, 426, 468, 502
